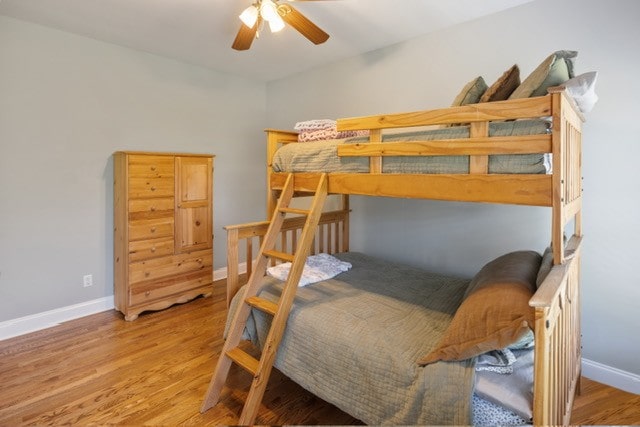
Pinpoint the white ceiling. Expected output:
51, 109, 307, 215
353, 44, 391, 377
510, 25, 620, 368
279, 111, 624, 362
0, 0, 533, 82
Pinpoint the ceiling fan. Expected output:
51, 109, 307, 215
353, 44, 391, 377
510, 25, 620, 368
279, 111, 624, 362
233, 0, 330, 51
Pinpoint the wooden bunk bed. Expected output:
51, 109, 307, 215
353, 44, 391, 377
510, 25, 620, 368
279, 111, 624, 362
205, 86, 583, 426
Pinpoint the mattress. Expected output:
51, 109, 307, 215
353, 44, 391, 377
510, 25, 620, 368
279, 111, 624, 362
228, 252, 533, 425
273, 119, 551, 174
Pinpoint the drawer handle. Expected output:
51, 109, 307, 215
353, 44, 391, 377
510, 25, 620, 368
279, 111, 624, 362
195, 220, 201, 226
150, 206, 156, 212
150, 166, 156, 171
150, 227, 156, 233
145, 291, 151, 296
150, 246, 156, 252
150, 186, 156, 191
197, 258, 203, 263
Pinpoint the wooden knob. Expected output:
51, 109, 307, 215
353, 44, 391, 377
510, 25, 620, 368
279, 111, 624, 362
150, 227, 156, 233
150, 186, 156, 191
195, 220, 201, 226
150, 246, 156, 252
150, 206, 156, 212
150, 166, 156, 171
145, 272, 150, 277
145, 291, 151, 296
197, 258, 203, 263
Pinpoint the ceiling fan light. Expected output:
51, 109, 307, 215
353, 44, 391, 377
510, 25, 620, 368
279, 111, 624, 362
259, 0, 279, 22
239, 5, 258, 28
268, 14, 285, 32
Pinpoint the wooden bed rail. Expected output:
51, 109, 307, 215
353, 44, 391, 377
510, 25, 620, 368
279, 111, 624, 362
530, 234, 582, 426
223, 209, 350, 306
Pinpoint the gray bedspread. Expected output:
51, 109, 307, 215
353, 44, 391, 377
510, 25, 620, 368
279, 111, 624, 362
228, 252, 476, 425
273, 119, 551, 174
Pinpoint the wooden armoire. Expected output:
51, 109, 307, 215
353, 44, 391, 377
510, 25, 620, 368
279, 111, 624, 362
113, 151, 214, 320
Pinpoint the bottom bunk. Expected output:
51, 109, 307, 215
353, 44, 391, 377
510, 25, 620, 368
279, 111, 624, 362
229, 251, 535, 425
221, 212, 582, 425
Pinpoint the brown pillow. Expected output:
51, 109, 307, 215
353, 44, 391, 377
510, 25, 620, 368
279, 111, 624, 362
479, 64, 521, 103
463, 250, 541, 299
418, 250, 541, 365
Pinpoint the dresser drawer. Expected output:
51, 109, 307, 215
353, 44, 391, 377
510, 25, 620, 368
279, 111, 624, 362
128, 237, 174, 262
128, 155, 174, 178
128, 197, 174, 221
129, 217, 174, 241
128, 248, 212, 284
128, 268, 212, 306
128, 176, 174, 199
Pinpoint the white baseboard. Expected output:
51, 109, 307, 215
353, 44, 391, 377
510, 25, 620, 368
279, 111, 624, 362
0, 296, 115, 341
213, 262, 249, 282
582, 358, 640, 395
0, 265, 234, 342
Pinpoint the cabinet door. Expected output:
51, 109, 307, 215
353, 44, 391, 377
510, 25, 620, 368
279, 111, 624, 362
175, 156, 212, 253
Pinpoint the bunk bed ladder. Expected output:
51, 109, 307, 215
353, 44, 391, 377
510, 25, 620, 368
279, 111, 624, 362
201, 173, 328, 425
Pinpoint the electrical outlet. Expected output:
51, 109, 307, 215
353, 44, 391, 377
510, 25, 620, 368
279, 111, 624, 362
83, 274, 93, 287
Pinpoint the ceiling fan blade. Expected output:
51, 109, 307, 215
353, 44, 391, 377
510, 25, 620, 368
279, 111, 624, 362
232, 19, 259, 51
278, 4, 329, 45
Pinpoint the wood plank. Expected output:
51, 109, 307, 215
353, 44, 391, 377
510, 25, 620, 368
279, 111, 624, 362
469, 121, 489, 174
271, 172, 552, 206
226, 348, 259, 376
245, 296, 278, 316
337, 135, 551, 157
337, 96, 551, 130
368, 129, 382, 173
263, 250, 295, 263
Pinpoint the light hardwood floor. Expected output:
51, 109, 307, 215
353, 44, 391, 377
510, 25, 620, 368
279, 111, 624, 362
1, 279, 638, 425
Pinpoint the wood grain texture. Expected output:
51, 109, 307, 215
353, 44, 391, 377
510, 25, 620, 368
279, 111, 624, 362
0, 279, 637, 426
336, 96, 552, 130
270, 172, 553, 206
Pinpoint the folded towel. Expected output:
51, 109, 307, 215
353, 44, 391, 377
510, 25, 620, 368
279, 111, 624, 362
294, 119, 370, 142
266, 253, 352, 287
294, 119, 337, 131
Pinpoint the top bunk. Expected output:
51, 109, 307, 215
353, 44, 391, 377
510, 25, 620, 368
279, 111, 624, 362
266, 86, 584, 209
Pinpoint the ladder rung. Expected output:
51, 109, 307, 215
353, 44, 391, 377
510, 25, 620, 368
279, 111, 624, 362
245, 296, 278, 316
226, 347, 259, 376
279, 207, 310, 216
263, 250, 295, 263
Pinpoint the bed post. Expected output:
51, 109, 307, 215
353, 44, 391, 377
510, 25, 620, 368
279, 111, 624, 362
532, 87, 584, 426
265, 129, 298, 219
341, 194, 350, 252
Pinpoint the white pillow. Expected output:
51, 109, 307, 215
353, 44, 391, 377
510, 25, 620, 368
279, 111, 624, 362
562, 71, 598, 113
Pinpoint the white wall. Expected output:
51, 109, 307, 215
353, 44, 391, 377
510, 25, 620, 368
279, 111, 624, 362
267, 0, 640, 377
0, 16, 267, 321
